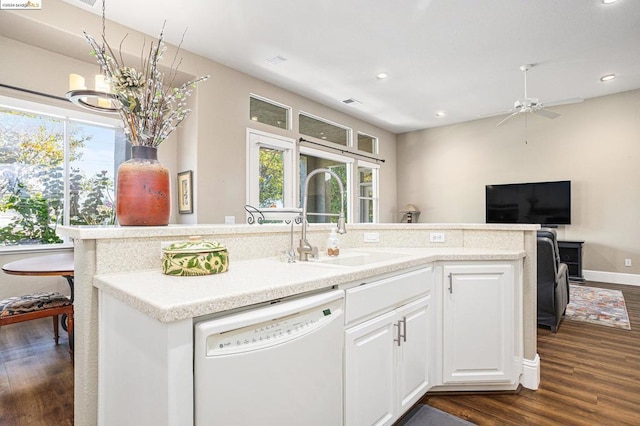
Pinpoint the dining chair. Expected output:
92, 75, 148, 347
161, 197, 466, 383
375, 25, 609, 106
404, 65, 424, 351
0, 292, 74, 359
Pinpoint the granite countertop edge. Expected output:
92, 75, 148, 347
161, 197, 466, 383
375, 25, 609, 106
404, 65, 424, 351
93, 248, 526, 323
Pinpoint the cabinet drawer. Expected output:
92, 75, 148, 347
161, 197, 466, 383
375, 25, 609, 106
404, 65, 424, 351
345, 267, 431, 325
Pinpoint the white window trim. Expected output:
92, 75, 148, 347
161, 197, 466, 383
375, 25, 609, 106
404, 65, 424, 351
0, 95, 121, 252
246, 128, 296, 211
249, 94, 292, 130
298, 111, 353, 148
356, 160, 380, 223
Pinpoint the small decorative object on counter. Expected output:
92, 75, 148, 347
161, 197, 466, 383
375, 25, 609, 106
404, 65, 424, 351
327, 228, 340, 257
162, 236, 229, 276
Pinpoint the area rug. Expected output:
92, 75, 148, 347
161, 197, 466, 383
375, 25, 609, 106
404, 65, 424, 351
565, 285, 631, 330
397, 404, 475, 425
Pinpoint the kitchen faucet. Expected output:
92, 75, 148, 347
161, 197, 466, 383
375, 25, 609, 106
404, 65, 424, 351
298, 168, 347, 261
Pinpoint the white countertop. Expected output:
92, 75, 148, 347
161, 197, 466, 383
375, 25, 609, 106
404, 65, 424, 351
93, 247, 525, 323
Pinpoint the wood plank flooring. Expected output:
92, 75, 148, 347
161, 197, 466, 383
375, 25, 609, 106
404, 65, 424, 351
0, 318, 73, 426
423, 281, 640, 425
0, 281, 638, 425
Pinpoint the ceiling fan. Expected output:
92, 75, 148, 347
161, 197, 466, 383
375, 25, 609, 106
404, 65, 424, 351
496, 64, 582, 127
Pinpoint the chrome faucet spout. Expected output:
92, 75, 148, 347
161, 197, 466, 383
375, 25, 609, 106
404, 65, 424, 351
298, 168, 347, 261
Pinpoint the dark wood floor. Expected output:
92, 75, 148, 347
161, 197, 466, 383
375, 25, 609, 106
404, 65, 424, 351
423, 281, 640, 425
0, 281, 638, 425
0, 318, 73, 426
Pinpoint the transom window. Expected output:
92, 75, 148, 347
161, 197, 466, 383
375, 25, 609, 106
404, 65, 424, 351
357, 132, 378, 154
249, 95, 291, 130
299, 113, 350, 146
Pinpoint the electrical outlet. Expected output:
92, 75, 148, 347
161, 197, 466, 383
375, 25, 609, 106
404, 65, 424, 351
224, 216, 235, 224
625, 259, 632, 267
429, 232, 445, 243
364, 232, 380, 243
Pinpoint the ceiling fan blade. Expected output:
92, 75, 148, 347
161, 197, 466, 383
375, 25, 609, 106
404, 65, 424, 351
496, 111, 519, 127
542, 97, 583, 108
534, 108, 561, 119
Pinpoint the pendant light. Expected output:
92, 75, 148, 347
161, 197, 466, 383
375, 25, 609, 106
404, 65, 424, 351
66, 0, 119, 113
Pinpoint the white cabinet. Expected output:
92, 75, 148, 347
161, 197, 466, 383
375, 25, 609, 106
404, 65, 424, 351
343, 267, 432, 426
436, 262, 522, 390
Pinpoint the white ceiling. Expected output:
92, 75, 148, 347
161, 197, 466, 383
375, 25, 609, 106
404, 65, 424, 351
62, 0, 640, 134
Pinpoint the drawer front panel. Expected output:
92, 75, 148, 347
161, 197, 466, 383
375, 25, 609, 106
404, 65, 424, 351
345, 267, 431, 325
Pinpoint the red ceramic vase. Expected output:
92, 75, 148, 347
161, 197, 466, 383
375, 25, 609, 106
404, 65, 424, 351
116, 145, 170, 226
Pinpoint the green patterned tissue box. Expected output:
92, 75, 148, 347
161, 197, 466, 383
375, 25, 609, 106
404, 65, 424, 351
162, 237, 229, 276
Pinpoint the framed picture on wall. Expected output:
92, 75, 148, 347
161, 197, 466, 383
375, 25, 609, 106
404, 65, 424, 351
178, 170, 193, 214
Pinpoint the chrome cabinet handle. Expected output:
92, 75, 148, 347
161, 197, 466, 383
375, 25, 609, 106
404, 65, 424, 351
394, 321, 401, 346
448, 273, 453, 294
399, 317, 407, 342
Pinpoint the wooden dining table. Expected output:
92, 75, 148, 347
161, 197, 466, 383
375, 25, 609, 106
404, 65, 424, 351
2, 251, 75, 331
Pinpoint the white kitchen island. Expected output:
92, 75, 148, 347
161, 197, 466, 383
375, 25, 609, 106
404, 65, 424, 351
57, 223, 539, 425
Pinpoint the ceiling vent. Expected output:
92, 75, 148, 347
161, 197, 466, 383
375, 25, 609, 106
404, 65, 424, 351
265, 55, 287, 65
342, 98, 362, 105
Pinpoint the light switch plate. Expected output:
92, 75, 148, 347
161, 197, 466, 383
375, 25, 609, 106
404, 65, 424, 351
364, 232, 380, 243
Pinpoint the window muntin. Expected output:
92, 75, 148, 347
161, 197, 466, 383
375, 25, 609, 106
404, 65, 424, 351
357, 132, 378, 154
299, 113, 350, 146
0, 97, 123, 248
249, 95, 290, 130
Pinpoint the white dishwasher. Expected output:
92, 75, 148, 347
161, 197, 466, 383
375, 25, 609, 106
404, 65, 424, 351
194, 289, 344, 426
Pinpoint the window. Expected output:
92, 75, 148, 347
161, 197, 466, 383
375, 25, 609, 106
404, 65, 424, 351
357, 161, 379, 223
246, 129, 295, 211
299, 147, 353, 224
299, 113, 350, 146
357, 132, 378, 154
0, 96, 124, 248
249, 95, 290, 130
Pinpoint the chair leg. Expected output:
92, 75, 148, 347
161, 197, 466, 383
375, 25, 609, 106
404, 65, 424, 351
67, 310, 74, 359
53, 314, 60, 345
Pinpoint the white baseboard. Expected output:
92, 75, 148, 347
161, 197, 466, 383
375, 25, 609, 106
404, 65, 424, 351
583, 270, 640, 286
521, 354, 540, 390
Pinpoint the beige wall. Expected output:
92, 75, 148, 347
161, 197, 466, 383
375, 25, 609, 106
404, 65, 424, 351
397, 89, 640, 277
0, 0, 397, 229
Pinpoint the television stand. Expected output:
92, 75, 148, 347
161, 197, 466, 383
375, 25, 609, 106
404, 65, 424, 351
557, 240, 585, 282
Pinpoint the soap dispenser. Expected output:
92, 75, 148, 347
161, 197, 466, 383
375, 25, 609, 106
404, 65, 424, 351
327, 228, 340, 257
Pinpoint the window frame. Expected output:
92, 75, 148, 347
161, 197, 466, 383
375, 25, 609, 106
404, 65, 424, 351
356, 160, 380, 223
0, 95, 122, 253
299, 146, 355, 224
246, 128, 296, 213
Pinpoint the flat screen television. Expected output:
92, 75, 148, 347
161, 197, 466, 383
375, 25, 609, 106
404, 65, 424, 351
485, 180, 571, 226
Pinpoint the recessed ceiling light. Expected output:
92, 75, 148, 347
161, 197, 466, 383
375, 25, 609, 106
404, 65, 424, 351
435, 111, 446, 118
600, 74, 616, 82
602, 0, 618, 4
376, 73, 388, 80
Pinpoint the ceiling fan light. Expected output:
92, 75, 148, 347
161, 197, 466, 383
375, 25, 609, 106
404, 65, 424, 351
600, 74, 616, 82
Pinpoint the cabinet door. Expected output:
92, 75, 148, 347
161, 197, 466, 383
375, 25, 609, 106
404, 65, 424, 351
442, 264, 514, 384
344, 311, 396, 426
396, 296, 431, 414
